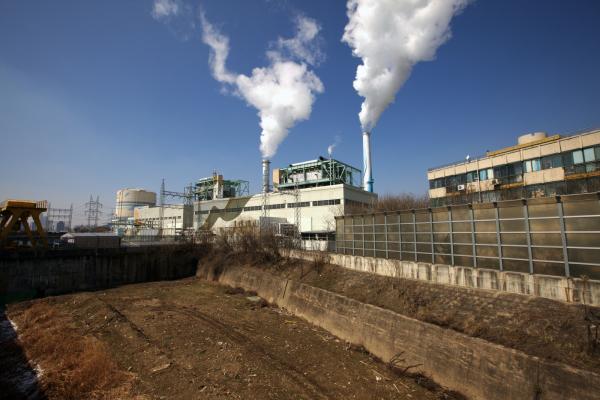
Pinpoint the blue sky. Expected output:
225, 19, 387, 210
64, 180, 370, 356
1, 0, 599, 224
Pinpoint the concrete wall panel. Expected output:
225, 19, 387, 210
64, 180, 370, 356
209, 266, 600, 400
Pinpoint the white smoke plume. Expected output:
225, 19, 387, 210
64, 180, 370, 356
271, 15, 324, 66
327, 135, 341, 157
201, 14, 324, 159
342, 0, 469, 131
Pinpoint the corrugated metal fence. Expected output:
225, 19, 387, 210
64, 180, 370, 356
335, 193, 600, 279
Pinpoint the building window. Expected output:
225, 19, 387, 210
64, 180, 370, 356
429, 178, 446, 189
541, 154, 562, 169
584, 147, 596, 162
524, 159, 541, 173
345, 199, 369, 208
573, 150, 584, 164
313, 199, 341, 206
265, 204, 286, 210
479, 168, 494, 181
288, 202, 310, 208
586, 163, 598, 173
466, 171, 478, 183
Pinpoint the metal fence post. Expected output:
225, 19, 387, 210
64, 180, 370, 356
470, 205, 478, 268
412, 211, 417, 262
362, 216, 365, 257
429, 209, 435, 264
335, 217, 340, 253
522, 199, 534, 274
350, 217, 356, 255
448, 207, 454, 266
557, 197, 570, 277
372, 215, 375, 258
494, 202, 503, 272
398, 212, 403, 261
384, 213, 389, 259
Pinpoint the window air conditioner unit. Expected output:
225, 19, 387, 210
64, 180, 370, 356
457, 184, 466, 191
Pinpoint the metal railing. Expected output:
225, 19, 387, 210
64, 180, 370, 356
335, 193, 600, 279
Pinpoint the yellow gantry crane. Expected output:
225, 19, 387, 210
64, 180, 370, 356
0, 200, 48, 248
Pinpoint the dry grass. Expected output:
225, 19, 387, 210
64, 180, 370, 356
12, 301, 130, 399
373, 193, 430, 212
345, 193, 430, 215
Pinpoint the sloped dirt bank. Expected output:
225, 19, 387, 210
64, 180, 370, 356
200, 251, 600, 373
5, 278, 441, 399
197, 253, 600, 400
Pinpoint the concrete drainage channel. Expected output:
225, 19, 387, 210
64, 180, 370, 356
197, 264, 600, 400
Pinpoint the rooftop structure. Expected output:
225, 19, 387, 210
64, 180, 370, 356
427, 129, 600, 207
273, 157, 362, 191
194, 173, 250, 201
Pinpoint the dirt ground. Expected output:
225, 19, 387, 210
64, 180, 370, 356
4, 278, 455, 400
215, 253, 600, 374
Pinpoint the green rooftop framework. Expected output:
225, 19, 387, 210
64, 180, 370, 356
194, 174, 250, 201
274, 157, 362, 190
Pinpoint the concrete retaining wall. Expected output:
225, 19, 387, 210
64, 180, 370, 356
200, 265, 600, 400
292, 251, 600, 306
0, 247, 199, 302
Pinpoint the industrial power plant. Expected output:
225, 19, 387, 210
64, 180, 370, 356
2, 1, 600, 400
112, 151, 377, 249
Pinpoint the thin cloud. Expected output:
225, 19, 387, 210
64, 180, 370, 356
151, 0, 196, 40
151, 0, 181, 20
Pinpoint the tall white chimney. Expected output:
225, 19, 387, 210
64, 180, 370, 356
362, 131, 373, 192
262, 159, 271, 193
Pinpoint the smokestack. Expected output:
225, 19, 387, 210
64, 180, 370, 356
362, 131, 373, 192
262, 159, 271, 193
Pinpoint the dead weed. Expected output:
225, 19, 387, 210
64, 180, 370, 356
12, 301, 131, 400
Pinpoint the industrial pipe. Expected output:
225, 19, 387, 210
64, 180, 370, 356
262, 159, 271, 193
362, 131, 373, 192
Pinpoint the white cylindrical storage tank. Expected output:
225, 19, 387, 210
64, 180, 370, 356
518, 132, 547, 145
115, 189, 156, 219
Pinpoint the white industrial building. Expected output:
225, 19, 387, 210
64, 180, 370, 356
193, 157, 377, 248
194, 184, 375, 232
134, 205, 193, 236
113, 157, 377, 246
112, 188, 157, 235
